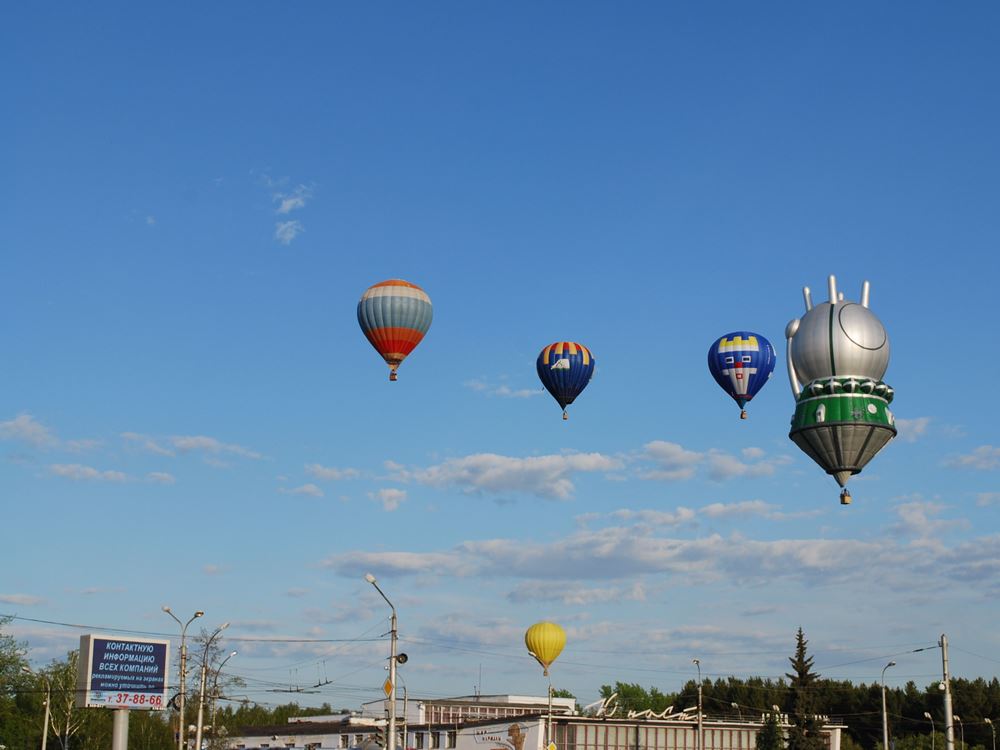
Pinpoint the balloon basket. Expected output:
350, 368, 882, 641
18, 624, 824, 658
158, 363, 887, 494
562, 411, 568, 421
740, 410, 747, 420
840, 489, 852, 505
389, 371, 398, 382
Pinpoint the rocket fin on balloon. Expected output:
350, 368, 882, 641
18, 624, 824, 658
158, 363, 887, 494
707, 331, 776, 419
536, 342, 595, 420
357, 279, 433, 381
785, 276, 896, 505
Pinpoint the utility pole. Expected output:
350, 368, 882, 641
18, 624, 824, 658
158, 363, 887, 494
693, 659, 703, 750
941, 635, 955, 750
366, 574, 398, 750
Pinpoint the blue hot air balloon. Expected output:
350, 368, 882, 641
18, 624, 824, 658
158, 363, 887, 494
707, 332, 776, 419
536, 342, 595, 420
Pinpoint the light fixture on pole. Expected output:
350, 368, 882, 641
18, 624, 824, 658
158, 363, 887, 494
210, 651, 237, 744
731, 703, 742, 721
924, 712, 935, 750
692, 659, 703, 750
366, 573, 398, 750
881, 661, 896, 750
985, 718, 995, 750
163, 607, 204, 750
22, 666, 51, 750
195, 623, 230, 750
953, 716, 963, 750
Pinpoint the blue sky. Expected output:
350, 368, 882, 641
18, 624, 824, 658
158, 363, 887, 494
3, 2, 999, 709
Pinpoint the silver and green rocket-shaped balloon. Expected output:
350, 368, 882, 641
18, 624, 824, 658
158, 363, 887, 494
785, 276, 896, 505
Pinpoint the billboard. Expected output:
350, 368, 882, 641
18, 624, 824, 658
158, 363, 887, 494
76, 634, 170, 710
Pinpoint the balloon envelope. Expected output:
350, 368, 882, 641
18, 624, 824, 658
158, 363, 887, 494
707, 332, 775, 415
536, 342, 595, 418
524, 621, 565, 676
358, 280, 433, 380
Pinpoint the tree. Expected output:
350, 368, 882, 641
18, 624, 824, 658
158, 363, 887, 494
1, 616, 36, 750
756, 710, 784, 750
785, 628, 825, 750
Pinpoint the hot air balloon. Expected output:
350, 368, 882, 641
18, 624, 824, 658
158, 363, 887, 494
786, 276, 896, 505
536, 342, 595, 420
357, 279, 433, 381
707, 332, 776, 419
524, 621, 565, 677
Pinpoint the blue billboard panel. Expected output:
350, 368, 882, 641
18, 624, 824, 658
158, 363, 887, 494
77, 634, 170, 710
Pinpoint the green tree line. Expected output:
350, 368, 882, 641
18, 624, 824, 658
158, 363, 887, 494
4, 620, 999, 750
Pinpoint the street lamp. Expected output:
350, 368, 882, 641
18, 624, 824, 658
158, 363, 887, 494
732, 702, 742, 721
195, 623, 230, 750
924, 712, 935, 750
22, 666, 50, 750
985, 718, 995, 750
209, 650, 237, 745
953, 715, 964, 750
163, 607, 204, 750
692, 659, 703, 750
366, 573, 398, 750
882, 661, 896, 750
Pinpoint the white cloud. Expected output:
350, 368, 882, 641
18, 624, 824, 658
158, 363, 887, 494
275, 220, 304, 245
463, 378, 542, 399
947, 445, 1000, 470
889, 500, 969, 538
202, 565, 226, 576
279, 483, 325, 498
0, 414, 57, 447
123, 432, 261, 461
320, 550, 464, 577
50, 464, 127, 482
370, 488, 407, 511
0, 593, 45, 606
306, 464, 361, 481
146, 472, 176, 485
507, 581, 646, 605
389, 452, 622, 500
641, 441, 703, 480
273, 184, 312, 215
705, 450, 792, 480
170, 435, 261, 459
611, 507, 697, 526
700, 500, 780, 519
896, 417, 931, 443
977, 492, 1000, 506
66, 438, 103, 453
122, 432, 174, 455
146, 215, 156, 226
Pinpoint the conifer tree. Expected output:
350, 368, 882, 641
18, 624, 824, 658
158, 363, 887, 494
785, 628, 826, 750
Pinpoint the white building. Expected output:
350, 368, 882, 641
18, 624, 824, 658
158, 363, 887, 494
224, 695, 843, 750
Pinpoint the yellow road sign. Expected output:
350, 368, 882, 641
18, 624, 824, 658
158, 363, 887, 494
383, 678, 393, 697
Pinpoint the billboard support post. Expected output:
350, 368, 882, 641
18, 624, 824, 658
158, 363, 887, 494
112, 709, 129, 750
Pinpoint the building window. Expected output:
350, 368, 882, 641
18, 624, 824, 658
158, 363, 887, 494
447, 732, 457, 749
430, 734, 441, 749
416, 734, 425, 750
340, 736, 349, 749
356, 735, 365, 746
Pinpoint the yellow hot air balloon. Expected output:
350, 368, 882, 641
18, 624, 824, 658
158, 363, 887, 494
524, 621, 566, 677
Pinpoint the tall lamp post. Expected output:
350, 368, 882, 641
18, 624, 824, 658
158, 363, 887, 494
985, 718, 995, 750
163, 607, 204, 750
881, 661, 896, 750
209, 650, 237, 745
953, 716, 963, 750
195, 623, 230, 750
366, 573, 398, 750
22, 666, 51, 750
692, 659, 703, 750
924, 712, 935, 750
